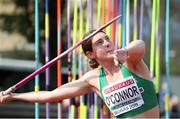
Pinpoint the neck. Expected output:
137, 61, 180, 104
99, 60, 120, 76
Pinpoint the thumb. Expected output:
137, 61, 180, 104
0, 91, 12, 104
0, 91, 4, 97
113, 54, 120, 66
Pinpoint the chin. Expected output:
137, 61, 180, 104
103, 56, 114, 61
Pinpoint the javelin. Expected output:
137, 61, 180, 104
2, 15, 122, 95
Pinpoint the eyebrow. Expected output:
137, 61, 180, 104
104, 35, 109, 39
95, 35, 109, 44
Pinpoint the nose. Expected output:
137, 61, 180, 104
104, 39, 110, 47
104, 40, 110, 48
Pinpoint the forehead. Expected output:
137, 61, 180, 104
92, 32, 106, 43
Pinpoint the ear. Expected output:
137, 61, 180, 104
85, 51, 96, 59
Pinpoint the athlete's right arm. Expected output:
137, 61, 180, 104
0, 76, 92, 104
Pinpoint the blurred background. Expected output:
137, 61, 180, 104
0, 0, 180, 118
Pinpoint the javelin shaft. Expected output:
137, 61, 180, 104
3, 15, 121, 95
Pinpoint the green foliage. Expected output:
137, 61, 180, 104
0, 0, 45, 43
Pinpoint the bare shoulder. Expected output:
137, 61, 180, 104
82, 68, 100, 82
82, 68, 101, 96
124, 60, 151, 80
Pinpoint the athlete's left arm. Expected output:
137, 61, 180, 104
124, 40, 151, 79
125, 40, 145, 64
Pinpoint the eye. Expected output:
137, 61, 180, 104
97, 40, 103, 45
96, 39, 104, 46
105, 36, 110, 42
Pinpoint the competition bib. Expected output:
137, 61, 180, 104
102, 76, 144, 116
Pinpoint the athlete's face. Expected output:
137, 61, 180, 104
91, 32, 115, 60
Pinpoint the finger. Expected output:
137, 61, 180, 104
114, 50, 117, 54
113, 54, 119, 62
113, 54, 117, 59
113, 54, 121, 66
114, 59, 119, 66
0, 91, 4, 97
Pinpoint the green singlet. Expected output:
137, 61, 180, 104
99, 64, 158, 118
